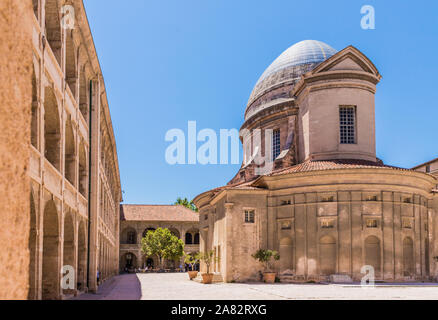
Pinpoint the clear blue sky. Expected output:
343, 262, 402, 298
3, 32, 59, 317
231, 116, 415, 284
83, 0, 438, 205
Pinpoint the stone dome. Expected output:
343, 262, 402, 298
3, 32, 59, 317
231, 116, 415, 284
245, 40, 337, 120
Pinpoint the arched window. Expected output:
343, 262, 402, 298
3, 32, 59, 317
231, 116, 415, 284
65, 31, 77, 97
77, 221, 87, 291
42, 200, 60, 299
194, 233, 200, 245
63, 212, 75, 294
78, 141, 88, 196
127, 231, 136, 244
124, 253, 136, 269
169, 228, 180, 239
143, 228, 156, 238
185, 233, 193, 245
79, 69, 89, 122
31, 68, 38, 148
33, 0, 39, 19
64, 118, 76, 186
44, 0, 62, 65
44, 87, 61, 170
28, 193, 37, 299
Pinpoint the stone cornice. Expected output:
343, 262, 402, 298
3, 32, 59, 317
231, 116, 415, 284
293, 70, 379, 97
253, 166, 437, 191
241, 100, 297, 133
74, 0, 122, 201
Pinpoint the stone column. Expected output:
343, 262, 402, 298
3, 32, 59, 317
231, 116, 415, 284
224, 203, 234, 282
88, 79, 101, 293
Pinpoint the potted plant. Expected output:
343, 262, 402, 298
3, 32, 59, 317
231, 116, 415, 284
198, 250, 218, 284
251, 249, 280, 283
184, 252, 200, 280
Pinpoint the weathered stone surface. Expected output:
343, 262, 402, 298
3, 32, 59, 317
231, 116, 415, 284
0, 0, 32, 300
194, 41, 438, 285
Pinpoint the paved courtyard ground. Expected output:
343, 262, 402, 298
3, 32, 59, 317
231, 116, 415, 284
73, 273, 438, 300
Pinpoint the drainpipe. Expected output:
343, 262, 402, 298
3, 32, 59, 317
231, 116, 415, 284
86, 80, 93, 290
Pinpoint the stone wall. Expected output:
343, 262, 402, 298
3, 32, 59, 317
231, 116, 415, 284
120, 220, 200, 271
0, 0, 32, 299
199, 169, 437, 283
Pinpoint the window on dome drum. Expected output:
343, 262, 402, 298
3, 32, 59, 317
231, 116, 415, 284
402, 218, 412, 229
321, 196, 334, 202
366, 219, 378, 228
281, 221, 291, 230
321, 219, 334, 229
426, 165, 431, 173
272, 129, 280, 160
244, 210, 255, 223
339, 106, 356, 144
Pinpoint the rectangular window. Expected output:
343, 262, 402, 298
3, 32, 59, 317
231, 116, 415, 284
366, 219, 378, 228
321, 196, 334, 202
321, 219, 334, 228
272, 129, 281, 160
281, 221, 292, 230
339, 106, 356, 144
244, 210, 255, 223
402, 218, 412, 229
426, 165, 431, 173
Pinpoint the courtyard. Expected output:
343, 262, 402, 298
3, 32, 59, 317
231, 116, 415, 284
73, 273, 438, 300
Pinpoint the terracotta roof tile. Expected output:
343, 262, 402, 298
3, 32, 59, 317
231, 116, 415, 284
210, 180, 262, 194
268, 159, 410, 176
120, 204, 199, 222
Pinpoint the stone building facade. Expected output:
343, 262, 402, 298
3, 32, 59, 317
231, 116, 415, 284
119, 205, 199, 271
194, 40, 438, 283
413, 158, 438, 179
0, 0, 33, 300
27, 0, 122, 299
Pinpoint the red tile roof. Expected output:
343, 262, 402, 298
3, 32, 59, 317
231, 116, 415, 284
412, 156, 438, 169
195, 160, 416, 204
120, 204, 199, 222
268, 159, 409, 176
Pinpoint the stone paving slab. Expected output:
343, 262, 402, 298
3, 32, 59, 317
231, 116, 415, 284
72, 273, 438, 300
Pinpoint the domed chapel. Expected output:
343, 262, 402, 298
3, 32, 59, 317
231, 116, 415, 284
193, 40, 438, 283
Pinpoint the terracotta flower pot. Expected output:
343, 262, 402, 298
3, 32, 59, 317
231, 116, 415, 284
188, 271, 198, 280
202, 273, 214, 284
263, 272, 276, 283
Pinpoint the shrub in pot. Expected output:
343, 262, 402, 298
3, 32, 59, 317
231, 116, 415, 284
184, 252, 200, 280
251, 249, 280, 283
198, 250, 218, 284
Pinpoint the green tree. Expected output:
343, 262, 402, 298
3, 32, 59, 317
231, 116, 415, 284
251, 249, 280, 272
141, 227, 184, 269
198, 250, 219, 274
184, 252, 200, 271
175, 197, 198, 212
